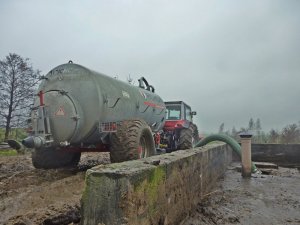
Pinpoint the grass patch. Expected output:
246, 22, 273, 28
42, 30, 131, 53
0, 149, 18, 156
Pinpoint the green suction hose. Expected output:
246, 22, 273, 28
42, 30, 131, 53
194, 133, 257, 173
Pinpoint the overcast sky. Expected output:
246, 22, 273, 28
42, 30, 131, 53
0, 0, 299, 133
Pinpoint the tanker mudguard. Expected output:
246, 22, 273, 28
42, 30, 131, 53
23, 62, 166, 149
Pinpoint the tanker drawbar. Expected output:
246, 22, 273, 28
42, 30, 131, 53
22, 62, 166, 169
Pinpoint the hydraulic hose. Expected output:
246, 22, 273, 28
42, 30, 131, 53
194, 133, 257, 173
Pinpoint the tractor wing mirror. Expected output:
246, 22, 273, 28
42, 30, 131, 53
191, 111, 197, 116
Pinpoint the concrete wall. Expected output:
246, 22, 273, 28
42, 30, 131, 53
251, 144, 300, 166
81, 144, 232, 225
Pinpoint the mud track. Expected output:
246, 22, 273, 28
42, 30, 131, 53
182, 164, 300, 225
1, 154, 299, 225
0, 153, 110, 225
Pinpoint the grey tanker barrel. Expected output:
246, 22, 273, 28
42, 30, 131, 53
26, 63, 166, 149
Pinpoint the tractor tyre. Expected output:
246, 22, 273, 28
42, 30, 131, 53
190, 123, 200, 146
177, 127, 193, 150
32, 147, 81, 169
110, 119, 155, 163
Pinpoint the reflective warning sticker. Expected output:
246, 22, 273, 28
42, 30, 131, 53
55, 106, 65, 116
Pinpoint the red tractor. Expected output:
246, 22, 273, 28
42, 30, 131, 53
158, 101, 200, 152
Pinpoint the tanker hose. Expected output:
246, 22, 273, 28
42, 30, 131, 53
194, 134, 257, 173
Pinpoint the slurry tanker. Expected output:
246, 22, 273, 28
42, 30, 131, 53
21, 62, 199, 169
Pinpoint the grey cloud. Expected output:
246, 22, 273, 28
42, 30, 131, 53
0, 0, 299, 132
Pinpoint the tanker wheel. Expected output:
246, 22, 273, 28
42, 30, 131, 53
32, 147, 81, 169
110, 119, 156, 163
177, 127, 193, 150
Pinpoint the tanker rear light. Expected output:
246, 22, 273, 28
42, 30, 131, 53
37, 90, 44, 106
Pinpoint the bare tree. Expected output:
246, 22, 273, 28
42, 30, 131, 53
248, 118, 255, 130
269, 129, 280, 143
281, 124, 300, 144
231, 126, 239, 140
0, 53, 40, 141
218, 122, 225, 133
255, 118, 261, 131
254, 118, 262, 143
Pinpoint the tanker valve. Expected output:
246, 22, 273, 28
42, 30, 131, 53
60, 141, 70, 147
59, 90, 68, 95
71, 115, 80, 121
22, 136, 45, 148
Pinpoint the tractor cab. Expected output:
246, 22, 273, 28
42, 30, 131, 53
164, 101, 196, 131
158, 101, 199, 152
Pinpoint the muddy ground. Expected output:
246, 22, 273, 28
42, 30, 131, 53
1, 154, 299, 225
0, 152, 110, 225
182, 163, 300, 225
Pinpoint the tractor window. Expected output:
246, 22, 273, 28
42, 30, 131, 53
166, 105, 181, 120
185, 106, 192, 121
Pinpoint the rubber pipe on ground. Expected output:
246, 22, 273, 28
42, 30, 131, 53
194, 133, 257, 173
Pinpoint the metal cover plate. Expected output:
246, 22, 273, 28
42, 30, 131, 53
44, 91, 78, 144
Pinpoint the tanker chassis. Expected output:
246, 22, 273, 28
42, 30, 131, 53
21, 62, 199, 169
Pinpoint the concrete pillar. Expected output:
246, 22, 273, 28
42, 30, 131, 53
239, 133, 252, 178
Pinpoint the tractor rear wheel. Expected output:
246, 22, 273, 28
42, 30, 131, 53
190, 123, 200, 146
177, 127, 193, 150
110, 119, 155, 163
32, 147, 81, 169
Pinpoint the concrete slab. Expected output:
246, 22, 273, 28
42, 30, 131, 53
254, 161, 278, 169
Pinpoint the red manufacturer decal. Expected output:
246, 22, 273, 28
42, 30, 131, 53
144, 101, 165, 109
